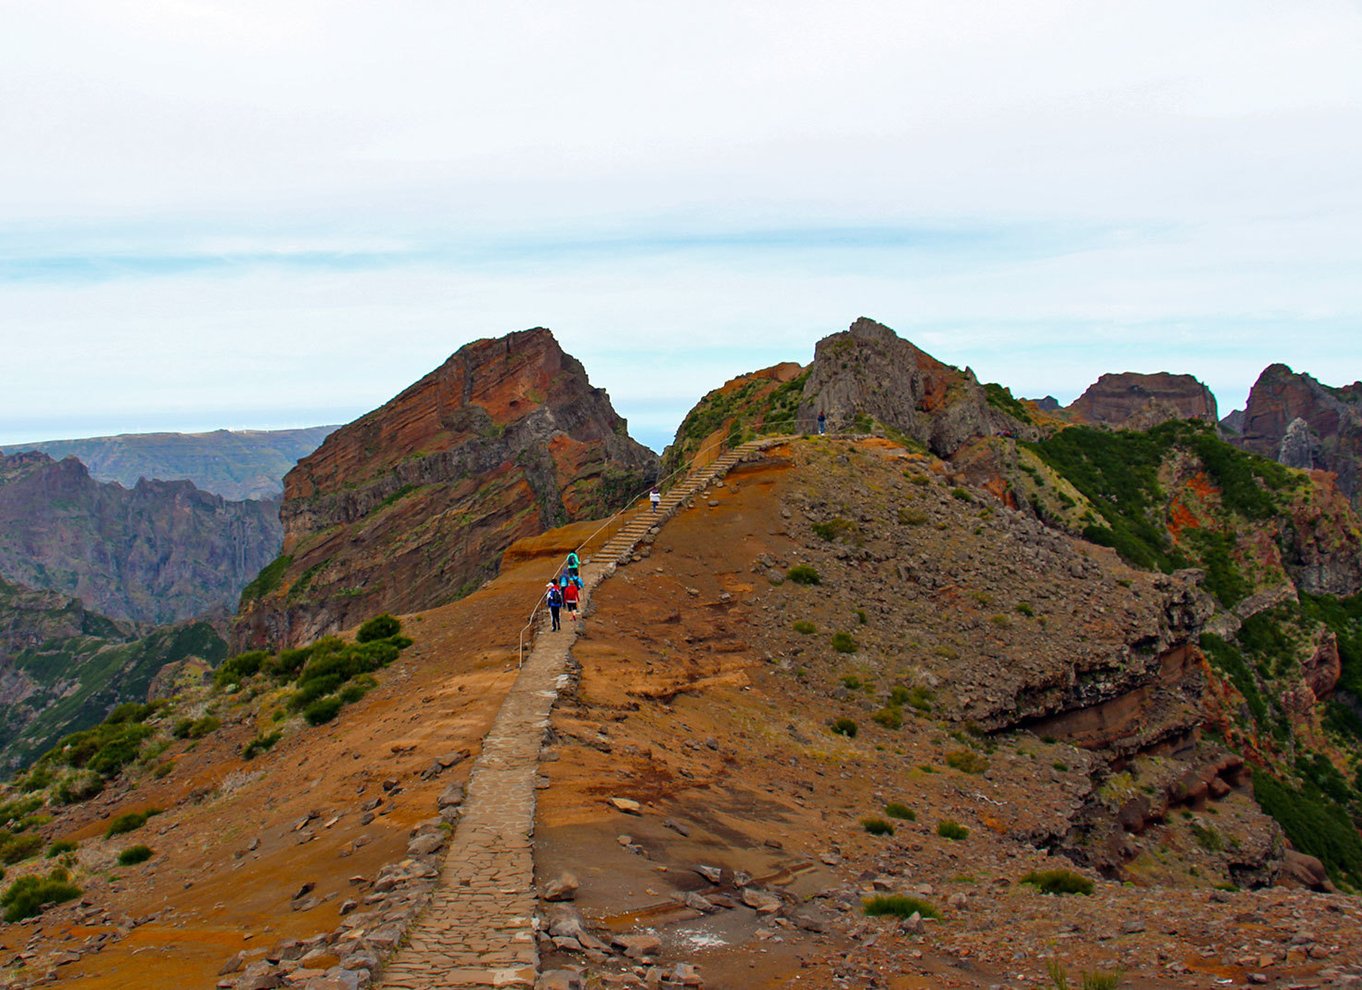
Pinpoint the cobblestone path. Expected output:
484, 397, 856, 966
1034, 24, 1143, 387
377, 438, 789, 989
377, 566, 605, 990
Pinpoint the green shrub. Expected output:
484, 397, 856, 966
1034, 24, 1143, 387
153, 761, 174, 779
105, 809, 160, 838
53, 769, 104, 804
242, 731, 282, 760
885, 803, 916, 821
105, 702, 154, 725
787, 565, 821, 586
872, 707, 903, 729
945, 749, 990, 774
240, 555, 292, 604
2, 868, 80, 922
172, 715, 220, 740
937, 820, 969, 840
793, 620, 816, 635
117, 845, 153, 866
950, 487, 973, 501
831, 632, 858, 654
1252, 770, 1362, 888
862, 817, 894, 836
862, 894, 940, 919
812, 518, 858, 542
897, 507, 928, 526
0, 832, 43, 866
214, 649, 268, 687
357, 613, 401, 643
1190, 822, 1225, 852
45, 840, 77, 859
1020, 869, 1094, 895
829, 718, 858, 738
890, 684, 934, 712
304, 696, 344, 726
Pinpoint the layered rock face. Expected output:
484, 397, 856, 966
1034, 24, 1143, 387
0, 451, 282, 625
796, 317, 1029, 456
1232, 363, 1362, 503
6, 425, 338, 500
234, 328, 658, 649
1066, 372, 1218, 429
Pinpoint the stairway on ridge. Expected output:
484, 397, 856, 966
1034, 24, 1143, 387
588, 436, 790, 568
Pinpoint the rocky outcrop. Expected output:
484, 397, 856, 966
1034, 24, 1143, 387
0, 451, 282, 625
1066, 372, 1218, 430
796, 317, 1032, 456
234, 328, 658, 649
1233, 364, 1362, 504
4, 426, 338, 501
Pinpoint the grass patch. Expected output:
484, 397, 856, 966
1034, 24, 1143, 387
793, 621, 816, 635
829, 718, 858, 738
46, 840, 77, 858
830, 632, 859, 654
945, 750, 989, 774
105, 808, 160, 839
2, 868, 80, 922
242, 731, 283, 760
116, 844, 153, 866
1020, 869, 1094, 895
885, 803, 916, 820
872, 707, 903, 730
937, 820, 969, 840
862, 894, 940, 919
861, 817, 894, 836
787, 565, 821, 586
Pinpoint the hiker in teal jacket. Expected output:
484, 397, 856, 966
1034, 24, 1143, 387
565, 551, 582, 588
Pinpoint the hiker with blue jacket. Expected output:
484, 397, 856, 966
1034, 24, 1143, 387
545, 582, 563, 631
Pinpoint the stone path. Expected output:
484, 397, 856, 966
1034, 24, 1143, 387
376, 437, 791, 989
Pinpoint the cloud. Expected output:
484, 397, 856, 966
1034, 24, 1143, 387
1, 1, 1360, 445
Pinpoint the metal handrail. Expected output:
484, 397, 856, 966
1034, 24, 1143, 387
515, 416, 806, 665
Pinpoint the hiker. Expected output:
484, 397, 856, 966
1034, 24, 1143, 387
545, 582, 563, 631
565, 551, 582, 588
563, 579, 580, 621
817, 411, 826, 435
649, 487, 661, 512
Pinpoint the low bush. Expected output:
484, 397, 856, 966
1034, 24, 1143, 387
831, 632, 859, 654
172, 715, 220, 740
1020, 869, 1094, 896
897, 507, 928, 526
872, 707, 903, 729
945, 749, 990, 774
357, 613, 401, 643
2, 868, 80, 922
885, 803, 916, 821
45, 840, 77, 859
829, 718, 858, 738
950, 487, 973, 501
105, 809, 160, 839
787, 565, 821, 586
53, 769, 104, 805
1190, 822, 1225, 852
792, 621, 816, 635
861, 817, 894, 836
937, 820, 969, 840
0, 831, 43, 866
242, 731, 282, 760
214, 649, 268, 687
116, 845, 153, 866
862, 894, 940, 919
304, 696, 344, 726
812, 518, 858, 542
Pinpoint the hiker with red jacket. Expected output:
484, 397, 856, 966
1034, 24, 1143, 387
563, 579, 580, 621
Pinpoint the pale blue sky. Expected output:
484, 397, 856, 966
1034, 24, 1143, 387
3, 1, 1361, 453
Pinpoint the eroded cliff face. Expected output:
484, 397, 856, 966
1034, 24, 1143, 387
0, 451, 282, 625
1066, 372, 1218, 430
1233, 363, 1362, 504
234, 328, 658, 649
797, 317, 1031, 455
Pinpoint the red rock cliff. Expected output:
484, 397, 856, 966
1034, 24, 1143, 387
1066, 372, 1218, 430
233, 328, 658, 649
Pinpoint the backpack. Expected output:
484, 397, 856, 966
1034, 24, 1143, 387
547, 588, 562, 607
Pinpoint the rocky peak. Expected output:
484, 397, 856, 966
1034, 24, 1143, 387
1065, 372, 1218, 430
797, 317, 1029, 456
235, 327, 658, 649
1234, 363, 1362, 503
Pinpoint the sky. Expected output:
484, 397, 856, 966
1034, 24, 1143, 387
2, 1, 1360, 453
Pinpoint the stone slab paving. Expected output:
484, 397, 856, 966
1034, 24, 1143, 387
377, 567, 606, 990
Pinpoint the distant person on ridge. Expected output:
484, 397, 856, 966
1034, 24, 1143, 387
650, 487, 661, 512
563, 579, 580, 621
545, 582, 563, 631
565, 551, 582, 588
817, 411, 826, 435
